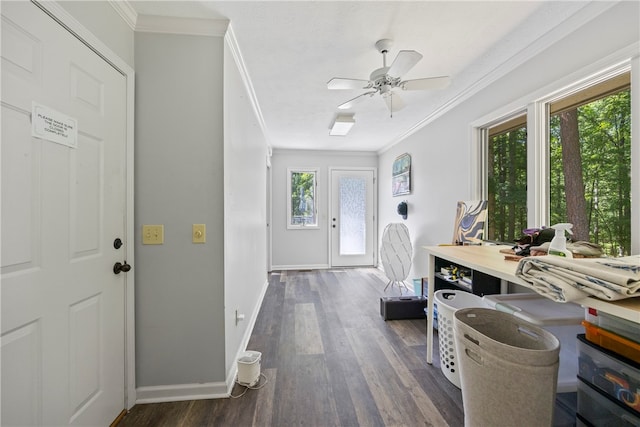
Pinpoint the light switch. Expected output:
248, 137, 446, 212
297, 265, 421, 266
142, 225, 164, 245
192, 224, 206, 243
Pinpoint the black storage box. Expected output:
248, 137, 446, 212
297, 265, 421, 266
380, 296, 426, 320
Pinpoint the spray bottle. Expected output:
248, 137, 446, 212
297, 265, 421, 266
548, 223, 573, 258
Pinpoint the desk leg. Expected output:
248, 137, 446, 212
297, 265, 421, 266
500, 279, 508, 294
426, 253, 435, 364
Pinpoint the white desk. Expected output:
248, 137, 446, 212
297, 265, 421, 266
423, 244, 640, 364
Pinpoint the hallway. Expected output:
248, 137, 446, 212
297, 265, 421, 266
121, 268, 575, 426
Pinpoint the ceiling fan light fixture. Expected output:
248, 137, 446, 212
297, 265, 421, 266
330, 114, 355, 136
327, 39, 450, 114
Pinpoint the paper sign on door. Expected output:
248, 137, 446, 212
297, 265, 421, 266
31, 102, 78, 148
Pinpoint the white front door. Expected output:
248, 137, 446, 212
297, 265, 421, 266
330, 168, 376, 267
1, 2, 128, 425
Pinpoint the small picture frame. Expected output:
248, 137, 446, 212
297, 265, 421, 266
392, 153, 411, 196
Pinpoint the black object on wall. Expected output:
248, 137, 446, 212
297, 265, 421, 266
397, 201, 408, 219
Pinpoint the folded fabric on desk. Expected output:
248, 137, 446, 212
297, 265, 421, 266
516, 255, 640, 302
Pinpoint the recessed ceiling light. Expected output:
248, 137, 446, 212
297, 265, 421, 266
330, 114, 355, 136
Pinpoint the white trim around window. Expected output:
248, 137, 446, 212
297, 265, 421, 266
471, 45, 639, 253
287, 167, 319, 229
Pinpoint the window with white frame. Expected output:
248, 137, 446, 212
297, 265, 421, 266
287, 168, 318, 228
548, 73, 631, 255
485, 114, 528, 243
479, 70, 633, 256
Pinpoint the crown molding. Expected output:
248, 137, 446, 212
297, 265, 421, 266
108, 0, 137, 30
108, 1, 228, 36
225, 24, 271, 145
135, 14, 228, 37
379, 0, 618, 155
273, 148, 377, 157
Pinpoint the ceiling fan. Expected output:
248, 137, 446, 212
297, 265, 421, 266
327, 39, 450, 114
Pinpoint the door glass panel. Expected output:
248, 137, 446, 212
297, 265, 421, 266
339, 176, 366, 255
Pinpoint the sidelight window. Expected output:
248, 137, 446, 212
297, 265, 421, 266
287, 168, 318, 228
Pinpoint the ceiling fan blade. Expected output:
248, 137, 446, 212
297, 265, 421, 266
387, 50, 423, 77
383, 91, 405, 112
401, 76, 451, 91
337, 91, 377, 109
327, 78, 372, 90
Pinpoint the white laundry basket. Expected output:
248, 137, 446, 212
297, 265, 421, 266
434, 290, 486, 388
237, 351, 261, 387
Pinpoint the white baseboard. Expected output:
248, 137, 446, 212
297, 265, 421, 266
136, 278, 271, 404
270, 264, 330, 270
135, 382, 230, 404
225, 277, 270, 394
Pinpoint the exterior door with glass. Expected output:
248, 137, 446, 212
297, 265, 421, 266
330, 168, 376, 267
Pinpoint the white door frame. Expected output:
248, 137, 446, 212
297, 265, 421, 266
328, 167, 378, 267
34, 1, 137, 409
266, 151, 272, 272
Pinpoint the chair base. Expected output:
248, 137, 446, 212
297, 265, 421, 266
380, 296, 426, 320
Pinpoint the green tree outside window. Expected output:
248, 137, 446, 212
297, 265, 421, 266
289, 170, 317, 227
550, 90, 631, 256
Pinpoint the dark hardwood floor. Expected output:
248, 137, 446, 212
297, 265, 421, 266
120, 268, 576, 426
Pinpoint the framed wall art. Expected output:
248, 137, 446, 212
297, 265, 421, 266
392, 153, 411, 196
452, 200, 488, 244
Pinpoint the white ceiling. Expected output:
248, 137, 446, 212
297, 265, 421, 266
127, 1, 592, 152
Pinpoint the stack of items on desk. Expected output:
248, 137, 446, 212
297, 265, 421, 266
504, 226, 604, 260
440, 265, 472, 289
576, 307, 640, 425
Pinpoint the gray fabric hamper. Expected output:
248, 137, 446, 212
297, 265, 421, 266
453, 308, 560, 427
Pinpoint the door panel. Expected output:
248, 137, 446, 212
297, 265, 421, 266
330, 169, 376, 267
1, 2, 127, 425
0, 104, 42, 273
1, 321, 42, 426
69, 296, 101, 419
70, 133, 102, 258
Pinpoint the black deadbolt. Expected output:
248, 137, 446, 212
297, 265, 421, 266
113, 238, 123, 249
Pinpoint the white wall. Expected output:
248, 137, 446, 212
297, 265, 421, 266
379, 120, 470, 282
134, 32, 226, 390
271, 150, 378, 269
62, 3, 272, 402
223, 36, 270, 376
378, 1, 640, 281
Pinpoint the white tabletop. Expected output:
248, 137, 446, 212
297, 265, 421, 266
423, 244, 640, 322
422, 244, 640, 364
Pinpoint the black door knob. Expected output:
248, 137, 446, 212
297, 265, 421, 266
113, 261, 132, 274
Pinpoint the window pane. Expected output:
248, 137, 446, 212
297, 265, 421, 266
549, 89, 631, 256
487, 125, 528, 243
339, 176, 366, 255
290, 171, 316, 226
